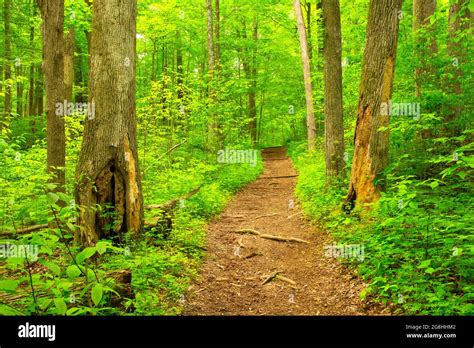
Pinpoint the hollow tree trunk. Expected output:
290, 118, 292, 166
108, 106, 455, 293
345, 0, 403, 210
75, 0, 143, 246
38, 0, 66, 189
294, 0, 316, 151
322, 0, 345, 179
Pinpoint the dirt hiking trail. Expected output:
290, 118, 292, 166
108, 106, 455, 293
184, 147, 388, 315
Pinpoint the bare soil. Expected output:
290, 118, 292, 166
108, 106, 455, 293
183, 147, 388, 315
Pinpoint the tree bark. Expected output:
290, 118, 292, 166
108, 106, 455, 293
294, 0, 316, 151
345, 0, 403, 210
27, 2, 36, 116
322, 0, 345, 179
75, 0, 143, 246
206, 0, 218, 145
413, 0, 437, 98
249, 16, 258, 146
38, 0, 66, 189
445, 0, 470, 132
64, 27, 75, 104
4, 0, 12, 123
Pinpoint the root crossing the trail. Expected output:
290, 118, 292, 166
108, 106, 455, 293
183, 147, 387, 315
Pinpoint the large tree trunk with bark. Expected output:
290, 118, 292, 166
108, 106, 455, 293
294, 0, 316, 151
38, 0, 66, 189
413, 0, 437, 98
345, 0, 403, 210
75, 0, 143, 246
322, 0, 345, 179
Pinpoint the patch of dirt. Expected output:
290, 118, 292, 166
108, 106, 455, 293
183, 147, 389, 315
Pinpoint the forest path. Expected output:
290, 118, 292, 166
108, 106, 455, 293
183, 147, 386, 315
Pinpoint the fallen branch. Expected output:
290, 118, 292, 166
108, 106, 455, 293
157, 139, 188, 161
235, 229, 309, 244
0, 223, 49, 237
260, 174, 298, 179
287, 211, 303, 219
261, 271, 281, 285
145, 185, 203, 212
243, 251, 262, 259
276, 274, 296, 285
255, 213, 279, 219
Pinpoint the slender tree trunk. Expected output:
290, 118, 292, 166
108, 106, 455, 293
64, 27, 75, 104
345, 0, 403, 210
445, 0, 470, 133
413, 0, 437, 98
294, 0, 316, 150
176, 32, 184, 102
151, 39, 157, 81
34, 63, 44, 116
249, 16, 258, 145
305, 1, 313, 66
38, 0, 66, 190
74, 37, 86, 104
4, 0, 12, 123
206, 0, 218, 145
322, 0, 345, 179
16, 65, 23, 117
215, 0, 220, 69
75, 0, 143, 246
28, 3, 36, 116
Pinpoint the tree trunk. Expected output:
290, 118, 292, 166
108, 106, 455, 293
206, 0, 218, 145
345, 0, 402, 210
16, 65, 23, 118
322, 0, 345, 179
75, 0, 143, 246
294, 0, 316, 150
176, 32, 184, 102
249, 16, 258, 146
28, 2, 36, 117
4, 0, 12, 123
215, 0, 220, 69
64, 27, 75, 104
413, 0, 437, 98
34, 64, 44, 116
445, 0, 470, 133
38, 0, 66, 190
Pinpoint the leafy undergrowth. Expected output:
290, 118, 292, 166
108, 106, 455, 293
288, 139, 473, 315
0, 121, 263, 315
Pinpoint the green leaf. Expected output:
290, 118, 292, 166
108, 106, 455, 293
75, 247, 97, 264
425, 267, 436, 274
66, 265, 82, 279
429, 181, 439, 189
418, 259, 431, 269
39, 259, 61, 275
96, 241, 107, 255
0, 279, 20, 292
47, 192, 59, 203
54, 298, 67, 315
91, 283, 103, 306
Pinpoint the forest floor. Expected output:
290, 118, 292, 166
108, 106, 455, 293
183, 147, 389, 315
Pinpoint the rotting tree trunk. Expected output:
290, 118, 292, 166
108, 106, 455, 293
4, 0, 12, 124
413, 0, 437, 98
64, 27, 75, 104
38, 0, 66, 190
322, 0, 345, 179
75, 0, 143, 246
294, 0, 316, 151
345, 0, 403, 210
